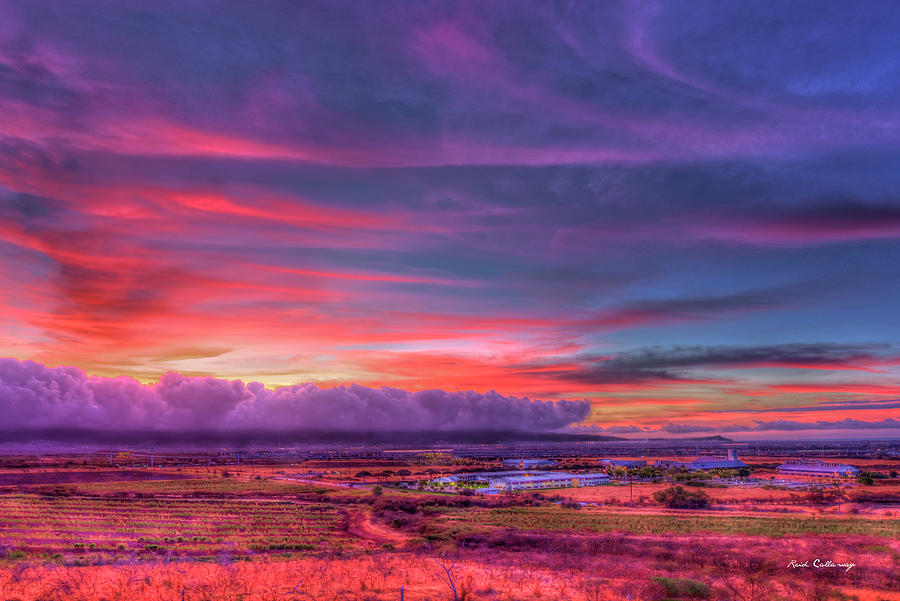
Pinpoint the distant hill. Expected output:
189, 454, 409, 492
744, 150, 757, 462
0, 428, 626, 445
641, 435, 733, 442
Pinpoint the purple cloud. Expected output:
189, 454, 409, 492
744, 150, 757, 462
0, 358, 589, 433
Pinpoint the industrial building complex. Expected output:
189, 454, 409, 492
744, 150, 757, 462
421, 449, 865, 496
653, 449, 748, 471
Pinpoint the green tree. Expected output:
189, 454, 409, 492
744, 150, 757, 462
639, 466, 661, 479
653, 486, 711, 509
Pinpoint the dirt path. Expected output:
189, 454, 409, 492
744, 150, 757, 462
346, 510, 410, 548
274, 476, 359, 488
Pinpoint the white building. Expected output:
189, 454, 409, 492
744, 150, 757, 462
777, 459, 860, 478
489, 472, 609, 492
576, 473, 612, 487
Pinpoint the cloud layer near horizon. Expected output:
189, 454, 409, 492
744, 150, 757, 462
0, 358, 589, 432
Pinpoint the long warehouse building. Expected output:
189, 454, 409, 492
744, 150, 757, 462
776, 459, 860, 478
489, 472, 610, 491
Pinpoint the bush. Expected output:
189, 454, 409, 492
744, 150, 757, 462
653, 486, 711, 509
651, 576, 711, 599
373, 497, 418, 514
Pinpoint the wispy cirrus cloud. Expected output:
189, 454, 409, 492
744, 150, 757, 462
578, 417, 900, 436
517, 343, 897, 389
1, 1, 899, 439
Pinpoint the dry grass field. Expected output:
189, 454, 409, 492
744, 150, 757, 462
1, 462, 898, 600
1, 531, 898, 600
557, 480, 900, 507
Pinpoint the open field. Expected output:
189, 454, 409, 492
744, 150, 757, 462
18, 475, 369, 497
0, 495, 353, 558
441, 505, 900, 538
0, 470, 195, 486
1, 529, 898, 601
1, 462, 899, 600
556, 479, 900, 507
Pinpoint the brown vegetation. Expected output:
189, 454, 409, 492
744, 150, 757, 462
1, 459, 898, 600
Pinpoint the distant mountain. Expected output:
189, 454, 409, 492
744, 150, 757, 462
0, 428, 626, 445
640, 435, 733, 442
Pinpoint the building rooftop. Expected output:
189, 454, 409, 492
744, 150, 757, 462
495, 472, 578, 484
688, 459, 748, 469
777, 459, 859, 474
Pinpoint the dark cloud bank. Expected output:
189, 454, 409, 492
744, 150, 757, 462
544, 342, 892, 385
0, 358, 592, 442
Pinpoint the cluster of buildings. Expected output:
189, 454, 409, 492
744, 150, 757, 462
432, 470, 525, 484
597, 451, 862, 480
599, 449, 749, 472
425, 450, 866, 497
653, 449, 749, 471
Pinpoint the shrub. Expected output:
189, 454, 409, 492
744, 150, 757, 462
651, 576, 711, 599
653, 486, 711, 509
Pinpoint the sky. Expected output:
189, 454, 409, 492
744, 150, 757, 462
0, 0, 899, 439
